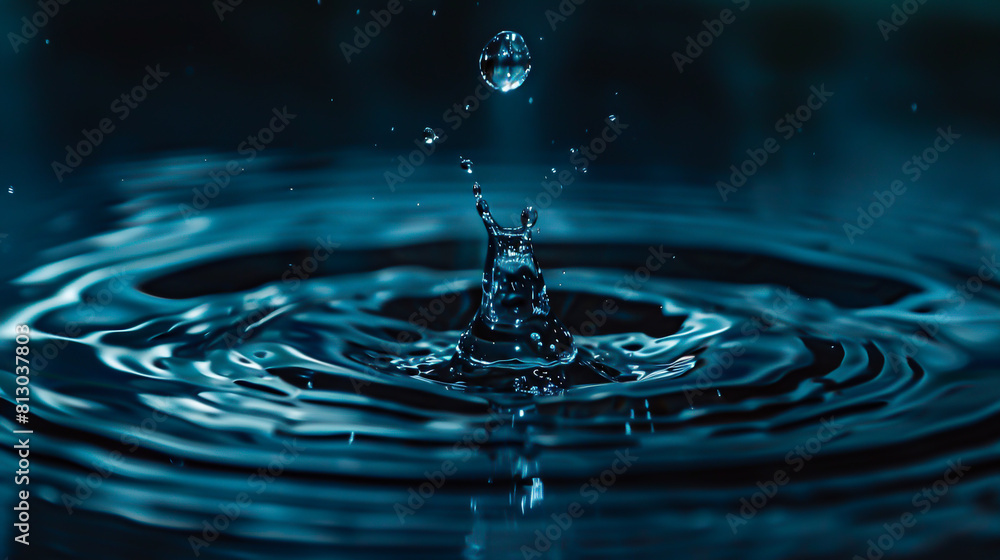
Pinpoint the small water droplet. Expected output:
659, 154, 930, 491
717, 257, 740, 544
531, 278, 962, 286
528, 97, 533, 104
479, 31, 531, 93
472, 182, 482, 199
609, 114, 617, 122
432, 10, 436, 16
423, 127, 439, 144
520, 207, 538, 228
7, 186, 12, 194
911, 102, 918, 113
460, 157, 474, 173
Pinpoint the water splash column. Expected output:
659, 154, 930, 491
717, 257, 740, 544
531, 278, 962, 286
453, 183, 577, 370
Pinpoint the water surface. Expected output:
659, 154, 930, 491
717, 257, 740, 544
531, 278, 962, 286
2, 155, 999, 559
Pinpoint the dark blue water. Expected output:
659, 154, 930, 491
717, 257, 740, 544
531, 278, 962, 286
2, 154, 1000, 559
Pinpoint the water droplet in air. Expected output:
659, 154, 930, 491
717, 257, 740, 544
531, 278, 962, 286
609, 115, 618, 122
472, 182, 482, 199
423, 127, 439, 144
479, 31, 531, 93
7, 186, 12, 194
911, 103, 918, 113
521, 207, 538, 228
460, 157, 474, 173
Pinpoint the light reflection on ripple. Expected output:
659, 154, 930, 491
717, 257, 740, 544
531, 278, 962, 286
2, 155, 999, 559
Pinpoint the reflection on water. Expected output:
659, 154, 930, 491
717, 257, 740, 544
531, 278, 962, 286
2, 154, 999, 559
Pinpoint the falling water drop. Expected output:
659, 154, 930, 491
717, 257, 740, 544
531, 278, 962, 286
479, 31, 531, 93
520, 207, 538, 228
7, 186, 13, 194
460, 157, 475, 174
423, 127, 440, 145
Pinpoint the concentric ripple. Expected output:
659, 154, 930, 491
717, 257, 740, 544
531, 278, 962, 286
3, 156, 999, 559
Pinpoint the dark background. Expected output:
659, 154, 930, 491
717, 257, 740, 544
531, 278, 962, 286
1, 0, 998, 204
